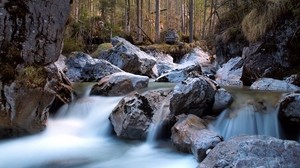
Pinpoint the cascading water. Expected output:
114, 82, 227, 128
0, 84, 196, 168
209, 88, 284, 140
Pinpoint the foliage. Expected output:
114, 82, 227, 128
18, 66, 47, 88
242, 0, 290, 42
62, 37, 84, 55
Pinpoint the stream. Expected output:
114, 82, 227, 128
0, 83, 294, 167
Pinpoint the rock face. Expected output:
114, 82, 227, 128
250, 78, 299, 92
199, 135, 300, 168
278, 93, 300, 140
0, 0, 71, 138
170, 77, 216, 117
65, 52, 123, 82
99, 37, 157, 76
241, 20, 300, 85
90, 72, 149, 96
148, 51, 177, 76
171, 114, 222, 162
285, 73, 300, 87
215, 57, 244, 87
109, 89, 173, 140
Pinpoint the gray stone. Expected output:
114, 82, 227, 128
212, 88, 233, 115
250, 78, 299, 92
109, 89, 173, 140
90, 72, 149, 96
100, 37, 156, 76
199, 135, 300, 168
171, 114, 222, 162
170, 76, 216, 117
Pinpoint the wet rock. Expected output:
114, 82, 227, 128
199, 135, 300, 168
155, 63, 202, 83
212, 88, 233, 115
109, 89, 173, 140
0, 0, 71, 139
90, 72, 149, 96
279, 93, 300, 140
170, 76, 216, 117
180, 47, 217, 77
171, 114, 222, 162
65, 52, 123, 82
99, 37, 156, 76
1, 82, 56, 139
285, 73, 300, 87
215, 57, 244, 87
250, 78, 299, 92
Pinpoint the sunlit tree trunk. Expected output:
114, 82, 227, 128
202, 0, 207, 39
155, 0, 160, 43
189, 0, 194, 43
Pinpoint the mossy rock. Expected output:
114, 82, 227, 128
90, 43, 113, 58
17, 66, 47, 88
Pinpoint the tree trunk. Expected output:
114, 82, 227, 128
189, 0, 194, 43
155, 0, 160, 43
202, 0, 207, 39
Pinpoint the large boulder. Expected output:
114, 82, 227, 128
170, 76, 216, 117
278, 93, 300, 140
215, 57, 244, 87
90, 72, 149, 96
65, 52, 123, 82
180, 47, 217, 77
250, 78, 299, 92
171, 114, 222, 162
109, 89, 173, 140
212, 88, 233, 115
0, 0, 71, 139
99, 37, 157, 76
148, 51, 177, 76
199, 135, 300, 168
241, 20, 300, 85
155, 63, 202, 83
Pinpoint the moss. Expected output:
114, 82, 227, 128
242, 0, 290, 42
18, 66, 47, 88
90, 43, 113, 57
62, 37, 84, 55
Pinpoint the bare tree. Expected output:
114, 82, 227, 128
189, 0, 194, 42
202, 0, 207, 39
155, 0, 160, 43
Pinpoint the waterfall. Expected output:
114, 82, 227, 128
0, 84, 196, 168
209, 88, 283, 140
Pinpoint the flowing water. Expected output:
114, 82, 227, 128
0, 83, 197, 168
209, 87, 284, 140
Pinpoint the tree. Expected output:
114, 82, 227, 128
155, 0, 160, 42
189, 0, 194, 42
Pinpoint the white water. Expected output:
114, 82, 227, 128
0, 88, 196, 168
209, 88, 283, 140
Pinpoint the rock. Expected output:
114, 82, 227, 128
148, 51, 177, 76
45, 64, 73, 115
285, 73, 300, 87
278, 93, 300, 140
164, 29, 179, 44
155, 63, 202, 83
212, 88, 233, 115
215, 57, 244, 87
250, 78, 299, 92
0, 0, 71, 139
99, 37, 156, 76
170, 76, 216, 117
1, 82, 56, 139
171, 114, 222, 162
90, 72, 149, 96
199, 135, 300, 168
65, 52, 123, 82
109, 89, 173, 140
241, 20, 300, 85
180, 47, 217, 77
